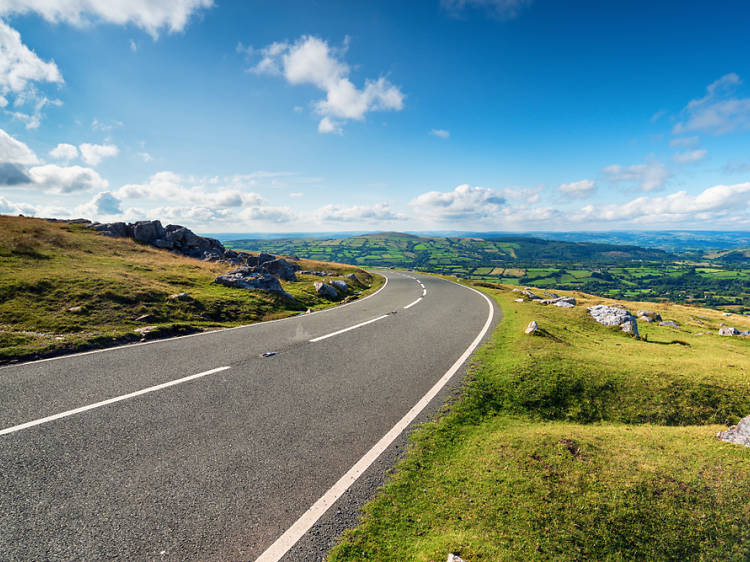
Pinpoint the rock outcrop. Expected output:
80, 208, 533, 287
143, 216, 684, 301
659, 320, 679, 328
717, 415, 750, 447
637, 310, 662, 322
314, 281, 339, 299
719, 327, 740, 336
588, 304, 639, 337
214, 267, 291, 297
331, 279, 349, 292
525, 320, 538, 334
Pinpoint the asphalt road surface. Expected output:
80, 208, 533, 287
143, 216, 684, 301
0, 271, 499, 561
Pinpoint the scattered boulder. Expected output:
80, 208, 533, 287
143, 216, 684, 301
448, 555, 467, 562
588, 304, 639, 337
258, 258, 297, 281
659, 320, 679, 328
314, 281, 339, 299
719, 327, 740, 336
514, 298, 524, 303
331, 279, 349, 292
67, 305, 83, 313
93, 221, 130, 238
214, 267, 290, 297
637, 310, 662, 322
167, 292, 190, 301
554, 300, 575, 308
522, 290, 541, 300
299, 270, 336, 277
135, 314, 154, 322
525, 320, 539, 334
134, 325, 158, 336
717, 415, 750, 447
540, 296, 577, 307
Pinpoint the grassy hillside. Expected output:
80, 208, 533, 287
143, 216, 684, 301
329, 281, 750, 561
227, 233, 750, 311
0, 216, 381, 363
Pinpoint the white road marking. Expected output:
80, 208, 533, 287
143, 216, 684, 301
309, 315, 390, 343
255, 281, 496, 562
422, 288, 427, 296
403, 297, 422, 309
1, 275, 389, 371
0, 366, 231, 436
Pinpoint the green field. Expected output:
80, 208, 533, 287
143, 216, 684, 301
0, 216, 381, 363
329, 281, 750, 560
227, 233, 750, 312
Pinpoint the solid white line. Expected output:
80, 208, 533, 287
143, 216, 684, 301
403, 297, 422, 309
254, 281, 495, 562
309, 315, 390, 343
0, 366, 231, 436
1, 274, 390, 371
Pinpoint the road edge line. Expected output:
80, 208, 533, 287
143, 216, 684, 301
254, 281, 496, 562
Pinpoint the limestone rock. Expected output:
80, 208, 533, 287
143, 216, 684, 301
331, 279, 349, 292
525, 320, 538, 334
448, 554, 467, 562
214, 268, 288, 295
134, 325, 158, 336
167, 292, 190, 301
719, 327, 740, 336
132, 220, 166, 243
588, 304, 639, 337
637, 310, 662, 322
314, 281, 339, 299
258, 258, 297, 281
659, 320, 679, 328
717, 415, 750, 447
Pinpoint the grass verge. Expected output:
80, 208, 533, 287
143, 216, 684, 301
329, 280, 750, 561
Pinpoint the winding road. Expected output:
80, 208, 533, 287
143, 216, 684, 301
0, 271, 499, 561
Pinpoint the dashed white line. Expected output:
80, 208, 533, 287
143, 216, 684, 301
0, 366, 231, 436
254, 282, 495, 562
309, 315, 390, 343
422, 288, 427, 296
403, 297, 422, 309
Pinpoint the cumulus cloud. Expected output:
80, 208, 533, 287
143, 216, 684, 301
49, 143, 78, 161
0, 127, 38, 164
0, 194, 37, 215
578, 182, 750, 224
246, 35, 404, 133
559, 179, 595, 198
28, 164, 108, 193
79, 143, 119, 165
674, 73, 750, 135
0, 0, 214, 38
410, 184, 506, 222
239, 205, 296, 223
673, 149, 707, 164
603, 160, 670, 192
430, 129, 450, 139
441, 0, 532, 19
76, 190, 122, 217
315, 202, 406, 223
0, 162, 30, 185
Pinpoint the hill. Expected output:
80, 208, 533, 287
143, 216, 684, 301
0, 216, 380, 364
330, 280, 750, 560
227, 232, 670, 269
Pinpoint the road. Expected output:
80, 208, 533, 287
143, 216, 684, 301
0, 271, 499, 561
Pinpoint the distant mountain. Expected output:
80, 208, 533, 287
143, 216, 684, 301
226, 232, 671, 269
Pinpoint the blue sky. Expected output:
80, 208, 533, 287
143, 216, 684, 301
0, 0, 749, 232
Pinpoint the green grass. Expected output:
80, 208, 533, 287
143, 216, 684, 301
329, 280, 750, 561
0, 216, 382, 363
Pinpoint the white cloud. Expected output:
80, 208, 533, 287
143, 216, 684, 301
0, 0, 214, 38
79, 143, 119, 166
129, 39, 137, 52
603, 160, 670, 192
315, 202, 406, 223
248, 35, 404, 133
28, 164, 108, 193
410, 184, 506, 222
669, 136, 699, 148
289, 192, 304, 198
91, 118, 123, 132
0, 194, 37, 214
559, 179, 595, 198
138, 151, 153, 162
0, 20, 62, 94
441, 0, 532, 19
430, 129, 450, 139
578, 182, 750, 224
239, 205, 296, 223
674, 73, 750, 135
49, 142, 78, 161
0, 127, 38, 164
673, 149, 707, 164
76, 190, 122, 217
